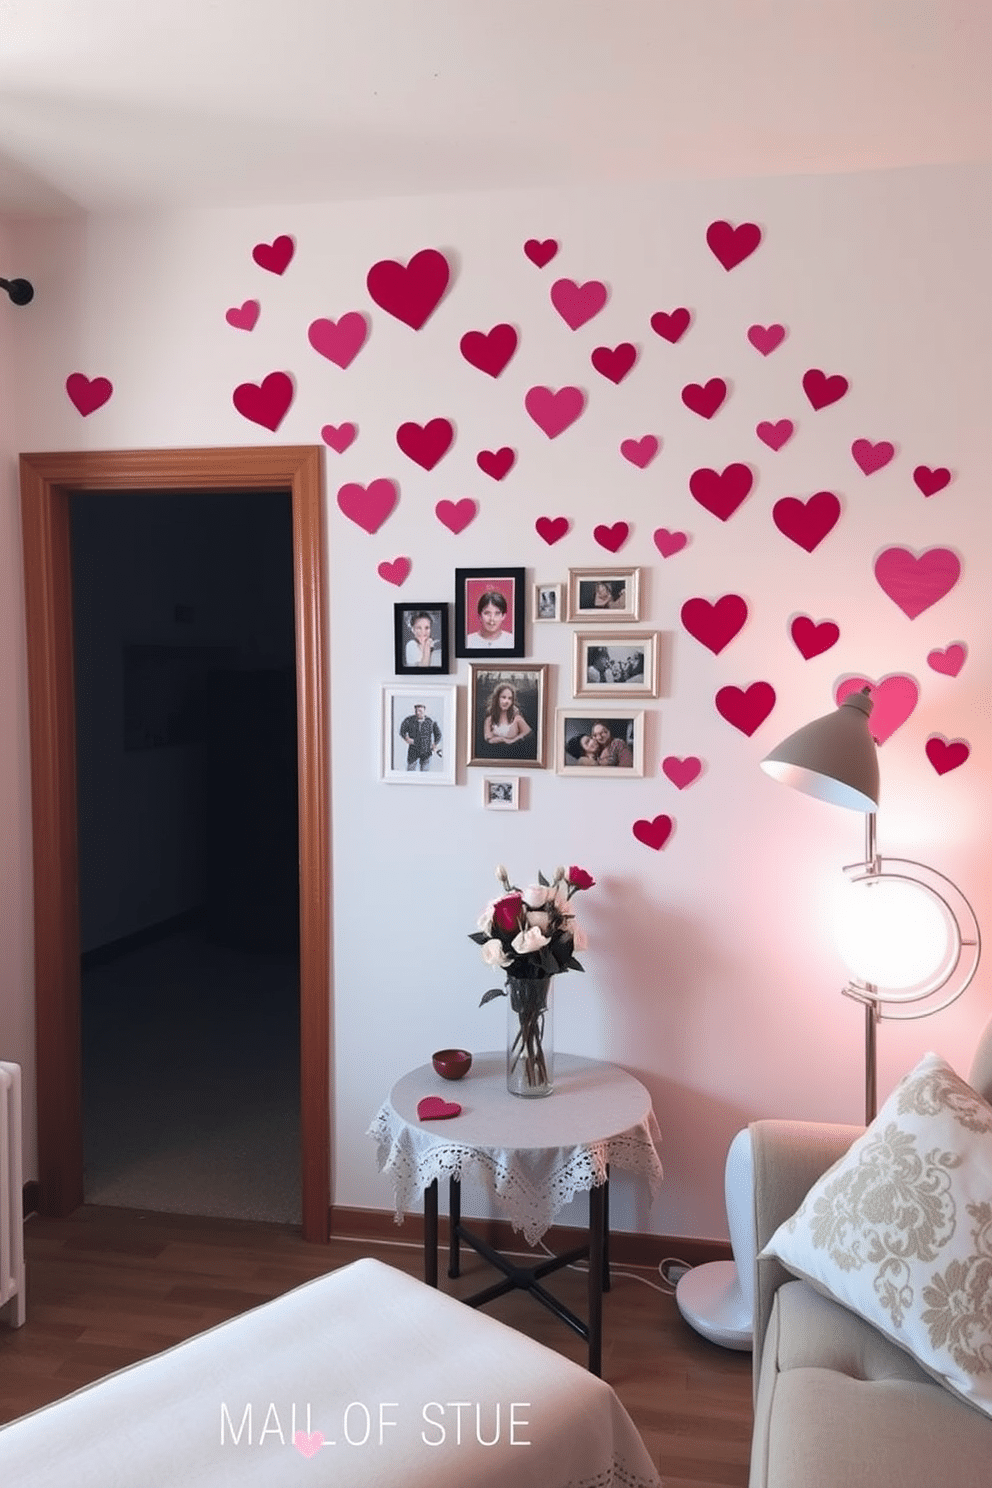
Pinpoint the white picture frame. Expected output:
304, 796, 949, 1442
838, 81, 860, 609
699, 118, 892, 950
532, 582, 563, 623
381, 685, 457, 784
482, 775, 520, 811
554, 708, 645, 776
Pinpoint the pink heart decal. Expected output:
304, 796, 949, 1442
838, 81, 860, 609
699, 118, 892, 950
477, 447, 515, 481
755, 418, 794, 451
524, 385, 585, 438
680, 594, 748, 654
653, 528, 689, 558
790, 615, 840, 660
851, 438, 895, 476
661, 756, 702, 789
594, 522, 630, 554
321, 422, 357, 453
225, 299, 260, 332
396, 417, 454, 470
435, 498, 476, 534
336, 478, 398, 534
689, 464, 753, 521
927, 643, 966, 677
524, 238, 559, 268
459, 323, 518, 377
252, 235, 294, 275
550, 278, 608, 329
417, 1096, 461, 1120
913, 465, 952, 497
649, 307, 691, 343
294, 1431, 324, 1459
873, 546, 961, 619
620, 435, 659, 468
772, 491, 841, 552
925, 735, 970, 776
307, 312, 368, 368
232, 371, 293, 431
802, 368, 849, 410
834, 675, 919, 745
536, 516, 570, 545
706, 220, 762, 270
747, 323, 786, 355
377, 557, 411, 587
65, 373, 113, 416
591, 343, 637, 383
681, 378, 727, 419
366, 248, 450, 330
715, 682, 776, 736
633, 815, 674, 851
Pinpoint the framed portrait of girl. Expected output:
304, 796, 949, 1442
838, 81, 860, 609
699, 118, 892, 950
467, 664, 547, 767
455, 567, 526, 658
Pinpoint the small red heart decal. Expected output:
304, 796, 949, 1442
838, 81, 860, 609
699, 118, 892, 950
653, 528, 688, 558
620, 435, 659, 468
524, 238, 559, 267
591, 343, 637, 383
321, 422, 357, 453
772, 491, 841, 552
336, 478, 398, 534
396, 417, 454, 470
747, 323, 785, 355
706, 220, 762, 270
232, 371, 294, 431
477, 447, 515, 481
225, 300, 260, 332
649, 307, 691, 343
550, 278, 608, 329
755, 419, 794, 451
661, 756, 702, 789
417, 1096, 462, 1120
252, 235, 294, 274
925, 735, 970, 776
377, 557, 411, 587
594, 522, 629, 553
851, 438, 895, 476
689, 464, 753, 521
307, 312, 368, 368
367, 248, 450, 330
715, 682, 776, 736
681, 594, 748, 654
874, 546, 961, 619
913, 465, 952, 497
633, 815, 674, 850
459, 324, 518, 378
525, 385, 585, 438
536, 516, 570, 545
927, 643, 966, 677
65, 373, 113, 416
802, 368, 849, 410
681, 378, 727, 419
790, 615, 840, 659
435, 498, 476, 534
834, 675, 918, 745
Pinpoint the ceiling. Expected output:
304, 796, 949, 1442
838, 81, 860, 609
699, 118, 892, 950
0, 0, 989, 217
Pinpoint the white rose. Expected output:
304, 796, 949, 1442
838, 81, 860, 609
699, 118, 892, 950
512, 926, 550, 955
560, 909, 588, 951
480, 938, 512, 967
524, 884, 551, 908
476, 901, 496, 933
525, 910, 549, 931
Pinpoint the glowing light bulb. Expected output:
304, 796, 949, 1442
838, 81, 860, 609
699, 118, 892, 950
833, 876, 956, 990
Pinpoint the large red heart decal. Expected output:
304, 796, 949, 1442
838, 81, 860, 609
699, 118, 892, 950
536, 516, 570, 545
747, 323, 785, 355
396, 418, 454, 470
591, 343, 637, 383
525, 385, 585, 438
681, 594, 748, 654
772, 492, 841, 552
336, 478, 398, 534
661, 756, 702, 789
802, 368, 849, 410
435, 498, 476, 535
377, 556, 411, 586
689, 463, 753, 521
913, 465, 951, 497
706, 220, 762, 270
649, 307, 691, 343
321, 422, 357, 453
367, 248, 450, 330
459, 323, 518, 377
681, 378, 728, 419
65, 373, 113, 416
524, 238, 559, 268
925, 735, 970, 776
653, 528, 689, 558
834, 674, 918, 745
927, 643, 966, 677
851, 438, 895, 476
417, 1096, 461, 1120
477, 447, 515, 481
873, 546, 961, 619
252, 235, 294, 274
307, 312, 368, 368
790, 615, 840, 659
620, 435, 659, 468
232, 371, 293, 431
715, 682, 776, 736
225, 300, 259, 332
594, 522, 630, 553
632, 815, 674, 851
550, 278, 608, 329
756, 419, 794, 451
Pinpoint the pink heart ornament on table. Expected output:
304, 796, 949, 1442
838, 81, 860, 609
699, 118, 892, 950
873, 546, 961, 619
336, 478, 397, 534
851, 438, 895, 475
321, 422, 357, 453
225, 300, 260, 331
747, 323, 786, 355
620, 435, 659, 468
417, 1096, 462, 1120
633, 815, 674, 851
756, 419, 794, 451
550, 278, 608, 329
524, 385, 585, 438
662, 756, 702, 789
834, 675, 918, 745
307, 312, 368, 368
377, 557, 411, 587
435, 498, 476, 534
925, 735, 970, 776
927, 643, 966, 677
653, 528, 688, 558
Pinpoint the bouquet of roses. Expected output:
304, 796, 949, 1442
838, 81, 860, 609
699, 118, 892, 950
470, 863, 595, 1003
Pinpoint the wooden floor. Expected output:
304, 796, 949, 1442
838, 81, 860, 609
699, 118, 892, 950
0, 1206, 753, 1487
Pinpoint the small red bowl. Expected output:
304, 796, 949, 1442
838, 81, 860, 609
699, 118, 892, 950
432, 1048, 473, 1081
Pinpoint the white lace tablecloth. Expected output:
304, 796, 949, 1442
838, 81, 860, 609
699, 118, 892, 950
368, 1053, 664, 1246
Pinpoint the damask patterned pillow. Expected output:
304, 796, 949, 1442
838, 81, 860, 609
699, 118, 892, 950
761, 1051, 992, 1417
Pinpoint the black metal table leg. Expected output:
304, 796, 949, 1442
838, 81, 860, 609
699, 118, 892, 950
448, 1176, 462, 1278
424, 1179, 438, 1287
587, 1182, 606, 1376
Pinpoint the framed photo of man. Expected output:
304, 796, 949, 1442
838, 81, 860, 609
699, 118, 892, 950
454, 567, 525, 658
467, 664, 547, 768
566, 566, 641, 623
554, 709, 644, 776
393, 602, 450, 674
381, 685, 456, 785
573, 632, 659, 698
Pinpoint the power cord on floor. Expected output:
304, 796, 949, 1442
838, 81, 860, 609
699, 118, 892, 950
535, 1242, 696, 1295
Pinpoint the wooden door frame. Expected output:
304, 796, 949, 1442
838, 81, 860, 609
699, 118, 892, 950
19, 445, 331, 1243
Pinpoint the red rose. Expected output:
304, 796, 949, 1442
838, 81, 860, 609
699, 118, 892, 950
567, 866, 595, 890
493, 894, 524, 932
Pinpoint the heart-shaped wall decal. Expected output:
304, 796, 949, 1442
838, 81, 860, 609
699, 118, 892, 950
65, 373, 114, 416
550, 278, 608, 329
536, 516, 570, 545
377, 556, 411, 586
747, 323, 786, 355
925, 735, 970, 776
681, 378, 728, 419
524, 385, 585, 438
661, 756, 702, 789
396, 418, 454, 470
756, 419, 794, 451
476, 447, 515, 481
252, 235, 294, 274
591, 343, 637, 383
873, 546, 961, 619
225, 300, 260, 331
834, 675, 919, 745
649, 307, 691, 342
367, 248, 450, 329
715, 682, 776, 736
802, 368, 849, 410
653, 528, 689, 558
459, 323, 518, 377
851, 438, 895, 476
594, 522, 630, 553
772, 491, 841, 552
790, 615, 840, 659
680, 594, 748, 654
321, 422, 357, 453
435, 498, 476, 534
524, 238, 559, 267
417, 1096, 462, 1120
913, 465, 951, 496
620, 435, 660, 468
689, 464, 753, 521
307, 313, 368, 368
706, 220, 762, 270
232, 371, 293, 431
633, 815, 674, 850
336, 478, 398, 534
926, 643, 966, 677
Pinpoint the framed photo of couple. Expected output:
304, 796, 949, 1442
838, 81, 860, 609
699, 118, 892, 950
381, 685, 457, 785
554, 709, 644, 776
454, 567, 526, 658
467, 663, 548, 768
566, 566, 641, 623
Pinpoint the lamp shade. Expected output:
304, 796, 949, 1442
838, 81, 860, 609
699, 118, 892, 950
760, 690, 880, 812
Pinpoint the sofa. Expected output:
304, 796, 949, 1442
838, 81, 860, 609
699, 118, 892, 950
747, 1016, 992, 1488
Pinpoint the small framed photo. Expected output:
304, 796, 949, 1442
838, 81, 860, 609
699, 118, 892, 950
555, 709, 644, 776
381, 685, 457, 785
532, 582, 562, 623
567, 567, 641, 623
573, 631, 659, 698
393, 603, 449, 674
455, 567, 525, 658
483, 776, 520, 811
468, 664, 548, 768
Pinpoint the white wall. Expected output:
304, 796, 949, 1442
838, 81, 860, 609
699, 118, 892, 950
3, 162, 990, 1239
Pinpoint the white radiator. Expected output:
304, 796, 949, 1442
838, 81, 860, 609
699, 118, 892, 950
0, 1061, 26, 1327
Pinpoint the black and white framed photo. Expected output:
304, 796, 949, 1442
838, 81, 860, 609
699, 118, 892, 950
467, 663, 547, 768
554, 709, 644, 776
381, 685, 457, 784
532, 581, 563, 623
393, 603, 450, 674
573, 631, 659, 699
454, 567, 525, 658
482, 775, 520, 811
566, 566, 641, 623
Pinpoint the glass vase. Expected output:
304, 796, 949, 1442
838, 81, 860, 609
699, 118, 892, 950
506, 975, 554, 1097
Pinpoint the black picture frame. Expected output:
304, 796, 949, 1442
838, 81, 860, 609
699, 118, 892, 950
393, 602, 450, 675
454, 567, 526, 659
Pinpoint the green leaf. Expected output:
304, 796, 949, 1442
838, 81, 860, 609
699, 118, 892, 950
566, 957, 584, 972
538, 870, 549, 887
467, 931, 490, 945
479, 987, 506, 1006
